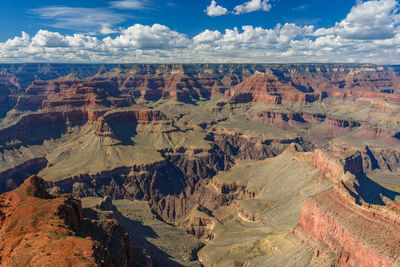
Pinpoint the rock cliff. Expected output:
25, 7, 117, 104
0, 64, 399, 266
293, 151, 400, 266
0, 175, 151, 267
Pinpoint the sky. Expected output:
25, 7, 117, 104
0, 0, 399, 63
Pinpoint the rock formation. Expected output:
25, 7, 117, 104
0, 63, 399, 266
0, 175, 151, 266
288, 149, 400, 265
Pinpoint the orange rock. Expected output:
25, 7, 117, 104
0, 175, 137, 267
295, 188, 400, 266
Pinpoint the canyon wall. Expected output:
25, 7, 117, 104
0, 175, 152, 266
0, 64, 399, 266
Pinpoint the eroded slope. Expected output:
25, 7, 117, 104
0, 64, 399, 266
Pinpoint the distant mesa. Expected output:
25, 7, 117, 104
0, 63, 399, 266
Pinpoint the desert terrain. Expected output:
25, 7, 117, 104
0, 63, 399, 266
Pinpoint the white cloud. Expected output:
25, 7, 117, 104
193, 30, 222, 43
64, 34, 102, 49
315, 0, 400, 40
4, 32, 31, 49
2, 0, 400, 64
31, 30, 69, 47
30, 6, 128, 34
233, 0, 271, 15
193, 24, 314, 50
110, 0, 150, 10
205, 0, 228, 16
103, 24, 190, 49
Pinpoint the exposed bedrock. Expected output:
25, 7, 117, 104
0, 111, 88, 148
49, 149, 229, 221
294, 150, 400, 266
0, 83, 18, 118
0, 64, 117, 89
211, 132, 312, 159
253, 111, 361, 129
295, 187, 400, 267
0, 175, 149, 266
363, 146, 400, 173
45, 133, 310, 240
47, 153, 229, 241
253, 111, 400, 175
332, 143, 400, 174
1, 64, 400, 265
302, 149, 399, 203
179, 206, 217, 241
1, 63, 399, 115
0, 105, 167, 153
94, 107, 168, 137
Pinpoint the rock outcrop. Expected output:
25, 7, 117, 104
295, 187, 400, 266
0, 175, 150, 267
0, 64, 399, 266
293, 151, 400, 266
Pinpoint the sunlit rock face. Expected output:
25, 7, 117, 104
0, 175, 148, 267
0, 63, 400, 266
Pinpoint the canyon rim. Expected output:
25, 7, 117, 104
1, 0, 400, 266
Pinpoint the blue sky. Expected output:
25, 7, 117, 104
0, 0, 399, 63
0, 0, 355, 39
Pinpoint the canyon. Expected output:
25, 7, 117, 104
0, 63, 400, 266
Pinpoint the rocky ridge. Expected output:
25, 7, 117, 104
0, 175, 152, 266
0, 64, 399, 266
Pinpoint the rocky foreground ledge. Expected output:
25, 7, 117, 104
0, 64, 400, 265
0, 175, 152, 267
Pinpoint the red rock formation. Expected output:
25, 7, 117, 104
94, 106, 168, 136
180, 208, 216, 241
293, 150, 400, 266
232, 73, 295, 93
40, 80, 127, 110
0, 71, 20, 88
295, 187, 400, 267
3, 63, 400, 114
253, 111, 361, 130
223, 65, 400, 105
309, 150, 348, 183
226, 72, 320, 104
0, 175, 143, 267
3, 63, 400, 267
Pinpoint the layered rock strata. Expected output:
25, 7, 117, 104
0, 175, 150, 267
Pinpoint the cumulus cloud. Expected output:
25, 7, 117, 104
233, 0, 271, 15
0, 24, 192, 63
314, 0, 400, 40
4, 32, 31, 49
194, 24, 314, 50
31, 30, 69, 47
2, 0, 400, 64
103, 24, 190, 49
30, 6, 128, 34
193, 30, 223, 43
205, 0, 228, 16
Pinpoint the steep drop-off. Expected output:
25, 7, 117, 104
0, 64, 399, 266
0, 175, 152, 267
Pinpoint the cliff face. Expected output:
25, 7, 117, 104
94, 106, 168, 137
297, 189, 400, 267
0, 64, 399, 266
293, 150, 400, 266
0, 175, 149, 267
0, 64, 399, 114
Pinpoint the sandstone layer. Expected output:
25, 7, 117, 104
0, 64, 399, 266
0, 175, 152, 266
